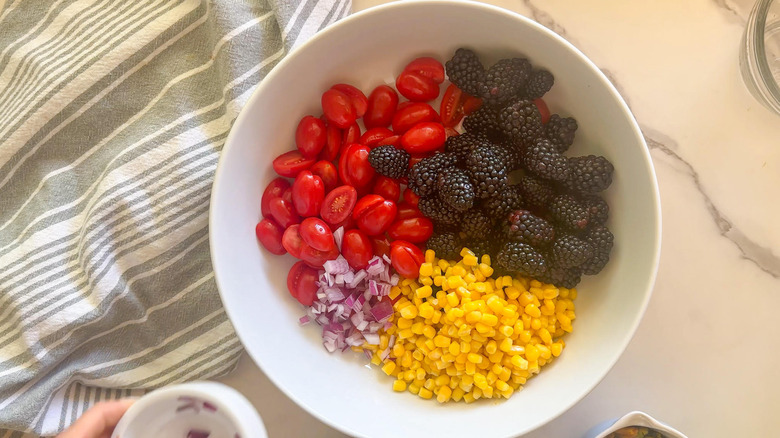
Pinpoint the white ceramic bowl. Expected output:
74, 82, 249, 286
210, 2, 661, 437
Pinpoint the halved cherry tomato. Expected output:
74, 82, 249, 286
299, 217, 335, 252
300, 244, 339, 268
291, 171, 324, 218
309, 160, 338, 193
269, 197, 300, 228
440, 84, 465, 128
402, 187, 420, 207
360, 127, 395, 148
343, 122, 361, 149
388, 216, 433, 243
396, 70, 440, 102
295, 116, 327, 158
341, 229, 373, 269
403, 57, 445, 84
331, 84, 368, 118
338, 144, 375, 188
390, 240, 425, 278
462, 94, 483, 115
371, 236, 392, 258
391, 102, 439, 134
322, 88, 356, 129
287, 261, 319, 305
401, 122, 446, 154
320, 185, 358, 226
534, 98, 551, 124
352, 194, 397, 236
396, 202, 421, 219
272, 150, 316, 178
261, 178, 290, 218
255, 218, 286, 255
282, 224, 305, 258
364, 85, 399, 129
319, 123, 341, 161
372, 176, 401, 202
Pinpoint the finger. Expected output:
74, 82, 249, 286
58, 399, 135, 438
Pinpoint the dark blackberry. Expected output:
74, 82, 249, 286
496, 242, 547, 278
462, 106, 504, 141
464, 238, 493, 259
418, 195, 462, 225
497, 99, 543, 145
493, 140, 524, 171
525, 69, 554, 99
367, 145, 409, 178
483, 58, 532, 106
550, 234, 594, 268
466, 147, 508, 199
408, 153, 458, 196
504, 210, 555, 247
544, 114, 578, 154
437, 168, 475, 211
580, 225, 614, 275
581, 195, 609, 226
427, 232, 463, 261
517, 175, 555, 208
444, 132, 493, 163
461, 209, 492, 239
565, 155, 614, 194
549, 194, 590, 231
522, 138, 570, 182
539, 264, 582, 289
481, 184, 524, 221
445, 48, 487, 97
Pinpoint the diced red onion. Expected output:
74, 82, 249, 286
379, 348, 391, 361
363, 333, 380, 345
299, 316, 311, 326
348, 270, 366, 288
382, 254, 391, 264
334, 273, 345, 285
369, 300, 393, 322
388, 335, 396, 349
324, 287, 345, 302
368, 280, 379, 296
390, 274, 399, 285
324, 256, 350, 275
368, 322, 383, 332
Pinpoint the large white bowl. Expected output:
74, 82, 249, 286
210, 2, 661, 437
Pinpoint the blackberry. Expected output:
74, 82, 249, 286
549, 194, 590, 231
462, 106, 504, 141
444, 132, 493, 163
496, 242, 547, 278
565, 155, 614, 194
517, 175, 555, 208
426, 232, 462, 260
544, 114, 578, 154
445, 48, 487, 97
481, 184, 524, 220
581, 225, 614, 275
461, 209, 492, 239
498, 99, 543, 145
466, 147, 508, 199
550, 234, 594, 268
418, 195, 462, 225
465, 239, 493, 259
493, 140, 524, 171
522, 138, 570, 182
525, 69, 554, 99
504, 210, 555, 247
483, 58, 532, 106
581, 195, 609, 226
408, 153, 458, 196
367, 145, 409, 178
539, 264, 582, 289
437, 168, 475, 211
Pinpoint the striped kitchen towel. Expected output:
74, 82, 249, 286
0, 0, 351, 436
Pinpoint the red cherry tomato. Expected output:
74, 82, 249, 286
352, 194, 397, 236
378, 134, 401, 148
387, 217, 433, 243
341, 229, 373, 269
272, 150, 316, 178
391, 102, 439, 134
372, 176, 401, 202
300, 244, 339, 268
269, 197, 300, 228
299, 217, 335, 251
309, 160, 338, 193
396, 202, 421, 219
463, 94, 483, 115
322, 88, 356, 129
255, 218, 286, 255
390, 240, 425, 278
342, 122, 361, 149
295, 116, 327, 158
338, 144, 376, 188
282, 224, 305, 258
396, 70, 440, 102
335, 213, 358, 231
534, 98, 551, 124
287, 261, 319, 305
440, 83, 465, 128
364, 85, 399, 129
401, 122, 446, 154
402, 187, 420, 207
371, 236, 392, 258
403, 57, 445, 84
331, 84, 368, 118
261, 178, 291, 218
360, 127, 395, 148
319, 123, 341, 161
291, 171, 324, 218
320, 185, 358, 226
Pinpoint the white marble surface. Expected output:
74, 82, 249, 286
218, 1, 780, 436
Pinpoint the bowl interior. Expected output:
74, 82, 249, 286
210, 2, 660, 437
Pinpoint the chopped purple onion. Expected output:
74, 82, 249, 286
299, 315, 311, 326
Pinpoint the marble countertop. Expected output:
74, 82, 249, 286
218, 1, 780, 436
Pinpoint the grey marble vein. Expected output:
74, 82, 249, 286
522, 0, 568, 38
713, 0, 749, 24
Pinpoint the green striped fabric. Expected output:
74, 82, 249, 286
0, 0, 350, 435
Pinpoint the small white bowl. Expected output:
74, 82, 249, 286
585, 411, 688, 438
111, 382, 267, 438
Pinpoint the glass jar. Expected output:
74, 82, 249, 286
740, 0, 780, 115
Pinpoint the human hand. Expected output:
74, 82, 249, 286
57, 399, 134, 438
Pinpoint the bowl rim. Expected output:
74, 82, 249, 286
209, 1, 662, 436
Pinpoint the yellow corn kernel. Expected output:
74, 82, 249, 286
400, 305, 418, 319
380, 335, 389, 350
393, 379, 408, 392
420, 325, 436, 339
495, 379, 510, 392
524, 303, 541, 318
525, 344, 540, 361
499, 337, 513, 353
433, 275, 445, 287
446, 292, 459, 307
462, 253, 478, 266
473, 372, 488, 389
467, 353, 483, 364
436, 385, 453, 403
401, 351, 413, 368
450, 387, 465, 402
382, 361, 396, 376
537, 344, 552, 360
397, 317, 412, 329
410, 321, 424, 335
465, 360, 476, 375
437, 259, 450, 271
418, 387, 433, 399
463, 392, 475, 403
531, 318, 542, 331
551, 342, 563, 357
408, 383, 421, 395
474, 322, 491, 334
415, 285, 433, 299
471, 332, 487, 343
415, 368, 427, 382
435, 375, 450, 387
433, 335, 451, 348
431, 310, 442, 324
481, 313, 499, 326
398, 328, 414, 340
484, 340, 497, 355
392, 343, 405, 358
538, 328, 553, 345
370, 355, 381, 366
511, 354, 529, 370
